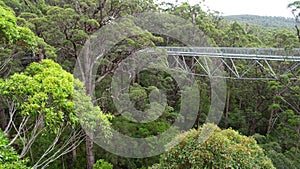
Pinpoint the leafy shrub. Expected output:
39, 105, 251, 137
93, 159, 113, 169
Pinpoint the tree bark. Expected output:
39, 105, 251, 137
249, 119, 257, 136
296, 25, 300, 42
0, 109, 6, 130
267, 109, 274, 135
72, 144, 77, 166
38, 50, 45, 61
69, 133, 77, 169
85, 134, 94, 169
80, 41, 96, 169
225, 85, 231, 128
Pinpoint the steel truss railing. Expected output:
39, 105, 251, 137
157, 46, 300, 80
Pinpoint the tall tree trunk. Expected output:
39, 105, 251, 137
225, 71, 233, 128
267, 99, 276, 135
86, 134, 94, 169
191, 57, 195, 79
267, 109, 274, 135
75, 42, 96, 169
267, 98, 278, 135
225, 85, 231, 128
85, 80, 95, 169
38, 50, 45, 62
72, 133, 77, 168
249, 119, 257, 136
82, 42, 96, 169
0, 109, 6, 130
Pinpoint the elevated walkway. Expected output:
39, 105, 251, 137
157, 46, 300, 80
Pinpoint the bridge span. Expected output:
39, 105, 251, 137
156, 46, 300, 80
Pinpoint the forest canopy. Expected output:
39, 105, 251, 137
0, 0, 299, 169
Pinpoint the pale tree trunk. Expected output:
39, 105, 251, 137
267, 90, 279, 135
85, 59, 95, 169
267, 98, 277, 135
84, 62, 95, 169
72, 138, 77, 166
86, 134, 94, 169
267, 108, 274, 135
225, 71, 233, 128
75, 40, 97, 169
225, 85, 231, 128
39, 51, 45, 62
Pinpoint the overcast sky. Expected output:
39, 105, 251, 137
160, 0, 295, 18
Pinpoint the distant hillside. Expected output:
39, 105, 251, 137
224, 15, 295, 29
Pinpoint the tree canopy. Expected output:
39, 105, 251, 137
151, 124, 275, 169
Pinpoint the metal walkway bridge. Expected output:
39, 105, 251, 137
157, 46, 300, 80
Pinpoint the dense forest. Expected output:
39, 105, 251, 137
224, 15, 295, 29
0, 0, 300, 169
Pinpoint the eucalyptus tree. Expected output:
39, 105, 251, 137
0, 59, 112, 168
151, 124, 275, 169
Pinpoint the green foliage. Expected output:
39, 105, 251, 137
0, 59, 76, 130
0, 2, 56, 78
253, 134, 300, 169
73, 78, 112, 139
93, 159, 113, 169
0, 3, 41, 48
220, 21, 264, 47
272, 29, 298, 49
0, 59, 112, 168
0, 4, 20, 45
0, 130, 29, 169
153, 123, 275, 169
1, 0, 300, 168
224, 15, 295, 29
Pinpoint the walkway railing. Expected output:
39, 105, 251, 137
155, 46, 300, 80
